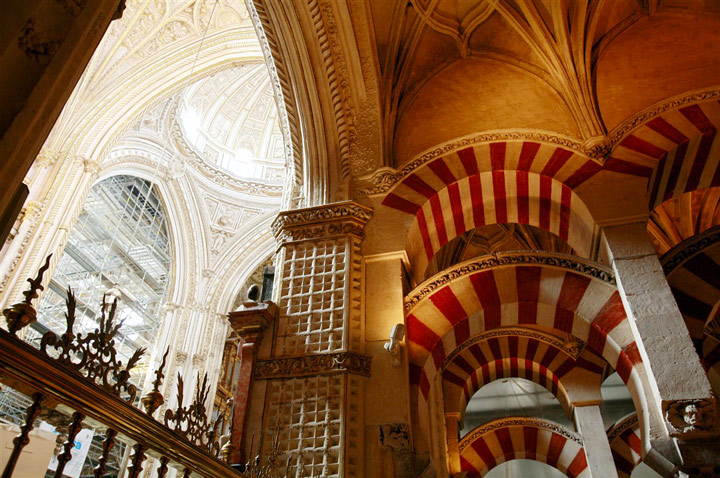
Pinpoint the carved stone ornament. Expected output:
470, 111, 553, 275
254, 351, 371, 379
271, 201, 373, 245
18, 20, 61, 62
459, 417, 582, 453
356, 167, 401, 196
379, 423, 410, 450
405, 251, 615, 312
664, 399, 716, 436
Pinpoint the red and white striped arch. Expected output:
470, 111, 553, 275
610, 99, 720, 209
406, 253, 646, 437
442, 330, 606, 420
607, 414, 643, 478
381, 141, 597, 282
459, 417, 590, 478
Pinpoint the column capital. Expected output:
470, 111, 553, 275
271, 200, 373, 246
228, 302, 277, 344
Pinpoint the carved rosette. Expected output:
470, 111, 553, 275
271, 201, 373, 246
254, 351, 371, 379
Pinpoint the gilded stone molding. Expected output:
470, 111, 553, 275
459, 417, 582, 453
441, 327, 585, 372
609, 88, 720, 146
661, 225, 720, 275
271, 201, 373, 244
254, 351, 371, 379
405, 251, 615, 312
664, 399, 717, 437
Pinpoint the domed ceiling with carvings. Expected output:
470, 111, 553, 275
177, 63, 285, 185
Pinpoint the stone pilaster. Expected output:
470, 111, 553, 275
254, 201, 372, 478
604, 221, 720, 475
227, 301, 276, 464
603, 222, 716, 438
573, 405, 619, 478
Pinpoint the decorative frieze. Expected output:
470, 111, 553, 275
405, 251, 615, 312
254, 351, 371, 379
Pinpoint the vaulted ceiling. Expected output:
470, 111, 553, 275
366, 0, 720, 164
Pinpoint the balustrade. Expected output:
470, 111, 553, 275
0, 257, 297, 478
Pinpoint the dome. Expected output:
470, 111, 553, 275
177, 63, 285, 185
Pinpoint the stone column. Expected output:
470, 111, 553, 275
573, 405, 619, 478
603, 221, 716, 438
227, 301, 276, 464
251, 201, 372, 478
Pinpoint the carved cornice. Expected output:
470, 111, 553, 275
606, 413, 638, 443
361, 130, 590, 195
405, 251, 615, 312
271, 201, 373, 244
313, 0, 356, 181
442, 327, 584, 373
254, 351, 371, 379
459, 417, 582, 453
661, 225, 720, 275
609, 88, 720, 146
246, 0, 301, 194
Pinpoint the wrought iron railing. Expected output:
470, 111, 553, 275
0, 256, 291, 478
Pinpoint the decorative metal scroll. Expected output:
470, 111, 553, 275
40, 287, 145, 402
165, 373, 224, 456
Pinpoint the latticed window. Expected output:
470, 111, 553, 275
33, 175, 171, 365
0, 175, 172, 478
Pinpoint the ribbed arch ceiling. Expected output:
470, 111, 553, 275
177, 63, 286, 185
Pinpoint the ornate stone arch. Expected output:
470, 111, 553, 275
459, 417, 590, 478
